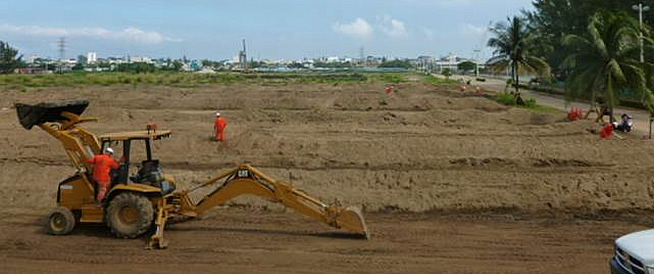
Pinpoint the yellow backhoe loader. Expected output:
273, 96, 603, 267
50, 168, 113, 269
16, 100, 368, 248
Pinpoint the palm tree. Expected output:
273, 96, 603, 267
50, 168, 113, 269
0, 41, 23, 74
487, 16, 551, 103
561, 11, 654, 120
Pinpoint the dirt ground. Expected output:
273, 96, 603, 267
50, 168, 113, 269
1, 80, 654, 273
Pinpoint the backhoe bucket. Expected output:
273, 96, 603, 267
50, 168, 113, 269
15, 100, 89, 129
335, 206, 369, 239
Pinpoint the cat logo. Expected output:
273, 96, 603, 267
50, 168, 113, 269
237, 169, 250, 178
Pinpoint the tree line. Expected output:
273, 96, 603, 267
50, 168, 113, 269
487, 1, 654, 115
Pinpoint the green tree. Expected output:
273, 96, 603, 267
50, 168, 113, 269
201, 59, 212, 67
457, 61, 476, 74
314, 61, 353, 69
487, 16, 551, 103
0, 41, 23, 74
562, 11, 654, 117
287, 62, 305, 69
98, 62, 111, 70
116, 62, 156, 73
378, 59, 412, 69
527, 0, 654, 73
441, 68, 452, 79
172, 60, 183, 71
72, 63, 85, 71
77, 54, 87, 64
249, 60, 264, 69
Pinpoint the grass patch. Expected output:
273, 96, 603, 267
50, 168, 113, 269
4, 71, 474, 89
493, 92, 561, 113
495, 92, 518, 106
0, 72, 383, 88
423, 75, 458, 85
375, 73, 407, 84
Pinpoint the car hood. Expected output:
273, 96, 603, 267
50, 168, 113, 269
617, 229, 654, 266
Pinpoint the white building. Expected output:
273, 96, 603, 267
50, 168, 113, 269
326, 56, 339, 63
434, 53, 460, 73
129, 56, 152, 63
87, 52, 97, 63
27, 54, 39, 64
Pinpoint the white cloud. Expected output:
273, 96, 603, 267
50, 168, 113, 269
332, 18, 373, 39
378, 16, 409, 39
0, 24, 182, 43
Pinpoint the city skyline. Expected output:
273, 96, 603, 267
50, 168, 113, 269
0, 0, 533, 60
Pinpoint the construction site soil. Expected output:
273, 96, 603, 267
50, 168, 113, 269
1, 80, 653, 273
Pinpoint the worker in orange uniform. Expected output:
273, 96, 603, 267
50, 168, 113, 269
385, 85, 393, 95
600, 123, 614, 140
84, 147, 121, 202
214, 112, 228, 141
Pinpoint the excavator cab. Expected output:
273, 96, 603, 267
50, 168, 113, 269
98, 130, 176, 195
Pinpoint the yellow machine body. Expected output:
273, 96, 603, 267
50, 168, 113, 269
16, 101, 368, 248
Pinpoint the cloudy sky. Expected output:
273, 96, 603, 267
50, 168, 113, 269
0, 0, 533, 60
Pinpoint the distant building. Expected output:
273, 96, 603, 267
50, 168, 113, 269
129, 56, 152, 63
190, 60, 203, 71
434, 53, 465, 73
415, 56, 434, 71
326, 56, 339, 63
365, 55, 383, 66
87, 52, 97, 63
16, 67, 49, 74
27, 55, 39, 64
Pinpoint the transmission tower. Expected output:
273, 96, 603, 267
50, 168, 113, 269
359, 46, 365, 66
239, 39, 248, 71
57, 37, 66, 73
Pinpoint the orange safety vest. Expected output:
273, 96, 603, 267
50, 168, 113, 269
215, 117, 227, 130
84, 154, 119, 183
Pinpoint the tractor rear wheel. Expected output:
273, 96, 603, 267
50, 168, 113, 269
47, 207, 75, 235
106, 192, 154, 238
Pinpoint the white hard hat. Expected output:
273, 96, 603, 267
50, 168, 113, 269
215, 112, 221, 117
105, 147, 114, 155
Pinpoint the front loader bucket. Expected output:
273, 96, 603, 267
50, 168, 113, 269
335, 206, 370, 239
15, 100, 89, 129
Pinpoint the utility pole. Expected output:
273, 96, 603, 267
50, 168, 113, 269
633, 3, 650, 63
634, 3, 652, 132
473, 49, 481, 77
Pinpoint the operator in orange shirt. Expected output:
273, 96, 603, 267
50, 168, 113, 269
84, 147, 122, 202
214, 112, 228, 141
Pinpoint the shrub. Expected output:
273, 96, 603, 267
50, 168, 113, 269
495, 92, 517, 106
424, 75, 457, 84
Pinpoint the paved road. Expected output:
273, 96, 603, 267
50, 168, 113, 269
460, 75, 654, 138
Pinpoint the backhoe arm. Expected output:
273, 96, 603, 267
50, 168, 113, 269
16, 101, 100, 171
177, 164, 369, 238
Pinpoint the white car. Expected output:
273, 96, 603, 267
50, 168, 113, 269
611, 229, 654, 274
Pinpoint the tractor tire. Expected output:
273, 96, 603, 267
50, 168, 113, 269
47, 207, 75, 235
106, 192, 154, 238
